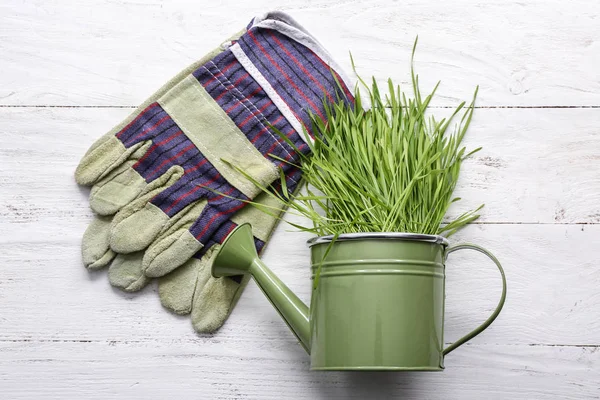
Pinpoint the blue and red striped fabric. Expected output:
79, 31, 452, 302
193, 48, 309, 166
112, 25, 353, 251
237, 27, 354, 138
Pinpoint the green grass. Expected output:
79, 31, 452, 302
226, 39, 483, 238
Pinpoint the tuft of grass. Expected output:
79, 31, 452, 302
221, 39, 483, 238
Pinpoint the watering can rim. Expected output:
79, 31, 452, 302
307, 232, 449, 247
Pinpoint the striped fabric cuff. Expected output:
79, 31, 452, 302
249, 11, 354, 98
196, 11, 354, 147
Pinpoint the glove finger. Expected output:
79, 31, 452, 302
82, 215, 117, 270
107, 165, 184, 253
108, 252, 151, 292
75, 132, 148, 187
141, 199, 208, 278
88, 141, 152, 216
191, 253, 250, 333
157, 256, 204, 315
141, 191, 245, 278
77, 87, 193, 188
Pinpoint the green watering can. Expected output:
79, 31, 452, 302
212, 223, 507, 371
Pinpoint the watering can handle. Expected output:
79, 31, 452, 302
442, 243, 507, 356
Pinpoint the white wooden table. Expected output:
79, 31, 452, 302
1, 1, 599, 398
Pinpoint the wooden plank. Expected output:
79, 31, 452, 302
1, 0, 599, 107
0, 340, 598, 399
1, 107, 599, 226
1, 220, 599, 347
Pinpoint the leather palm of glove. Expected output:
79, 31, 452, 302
76, 11, 354, 333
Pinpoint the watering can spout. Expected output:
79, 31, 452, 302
211, 223, 311, 353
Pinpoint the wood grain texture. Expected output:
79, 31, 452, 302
1, 107, 599, 226
1, 0, 599, 107
1, 1, 599, 398
1, 220, 600, 347
1, 341, 599, 399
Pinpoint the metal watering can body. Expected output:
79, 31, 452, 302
211, 223, 507, 371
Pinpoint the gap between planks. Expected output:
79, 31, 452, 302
1, 339, 598, 349
2, 105, 600, 109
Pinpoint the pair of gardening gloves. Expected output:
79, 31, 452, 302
76, 11, 353, 333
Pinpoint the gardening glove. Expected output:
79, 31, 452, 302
76, 11, 353, 332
